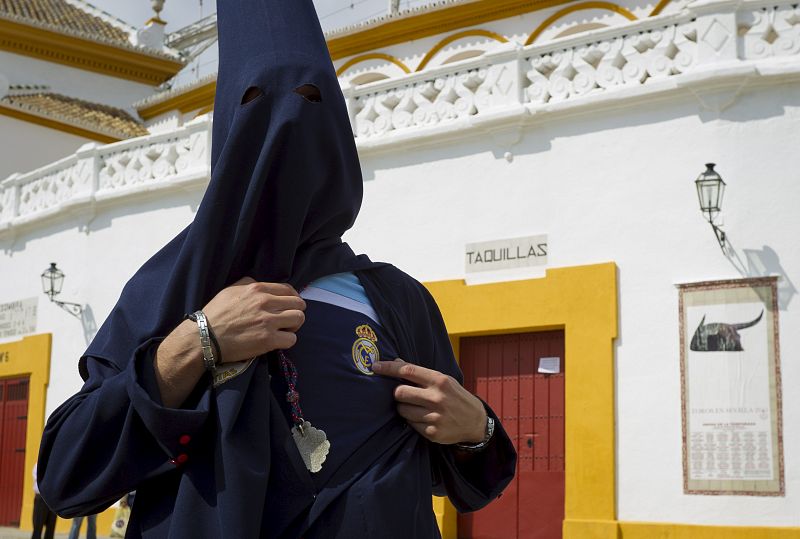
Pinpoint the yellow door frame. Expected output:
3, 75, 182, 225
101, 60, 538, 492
0, 334, 119, 534
0, 334, 52, 531
425, 262, 619, 539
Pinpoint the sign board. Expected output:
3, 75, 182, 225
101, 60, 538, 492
466, 235, 548, 273
678, 278, 783, 496
538, 357, 561, 374
0, 298, 37, 339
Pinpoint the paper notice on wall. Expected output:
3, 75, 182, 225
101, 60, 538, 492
538, 357, 560, 374
0, 298, 38, 339
679, 278, 783, 495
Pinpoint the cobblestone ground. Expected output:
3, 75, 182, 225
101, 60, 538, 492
0, 527, 109, 539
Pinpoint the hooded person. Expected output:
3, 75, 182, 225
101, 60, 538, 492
37, 0, 516, 537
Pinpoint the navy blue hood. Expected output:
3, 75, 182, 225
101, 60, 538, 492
82, 0, 378, 375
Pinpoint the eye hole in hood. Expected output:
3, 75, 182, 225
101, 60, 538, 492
294, 83, 322, 103
241, 86, 264, 104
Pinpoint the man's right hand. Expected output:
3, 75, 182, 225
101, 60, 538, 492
154, 277, 306, 408
202, 277, 306, 364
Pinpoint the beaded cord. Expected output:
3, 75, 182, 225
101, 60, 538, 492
278, 350, 305, 428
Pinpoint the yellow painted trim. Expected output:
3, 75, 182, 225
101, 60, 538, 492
619, 521, 800, 538
0, 334, 51, 530
193, 104, 215, 119
0, 104, 120, 143
549, 518, 800, 539
328, 0, 576, 60
0, 18, 183, 85
52, 507, 117, 534
432, 496, 457, 539
524, 2, 638, 45
0, 334, 117, 533
336, 53, 411, 77
649, 0, 673, 16
415, 29, 509, 72
424, 263, 619, 537
138, 80, 218, 120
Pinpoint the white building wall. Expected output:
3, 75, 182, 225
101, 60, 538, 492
0, 51, 157, 109
0, 116, 93, 180
0, 190, 201, 412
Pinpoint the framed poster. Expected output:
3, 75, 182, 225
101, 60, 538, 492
678, 277, 783, 496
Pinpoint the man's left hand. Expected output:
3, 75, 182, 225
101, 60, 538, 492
371, 359, 487, 445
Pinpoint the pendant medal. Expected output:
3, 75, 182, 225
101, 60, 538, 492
292, 420, 330, 473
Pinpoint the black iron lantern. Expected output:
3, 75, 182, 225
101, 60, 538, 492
40, 262, 82, 317
40, 262, 64, 300
694, 163, 727, 252
695, 163, 726, 220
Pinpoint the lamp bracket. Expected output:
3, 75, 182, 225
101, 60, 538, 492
51, 299, 83, 318
710, 222, 727, 253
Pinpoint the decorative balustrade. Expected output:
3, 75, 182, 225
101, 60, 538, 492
96, 121, 209, 196
349, 0, 800, 138
0, 117, 211, 232
1, 0, 798, 233
523, 21, 698, 104
741, 3, 800, 59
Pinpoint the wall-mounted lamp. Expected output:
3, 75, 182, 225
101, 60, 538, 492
41, 263, 83, 318
695, 163, 728, 252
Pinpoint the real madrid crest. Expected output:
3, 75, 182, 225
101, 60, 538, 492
352, 324, 380, 375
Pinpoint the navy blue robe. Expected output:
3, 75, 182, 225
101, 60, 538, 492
37, 0, 516, 534
38, 265, 516, 538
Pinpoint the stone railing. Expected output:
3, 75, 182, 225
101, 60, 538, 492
1, 0, 798, 234
0, 116, 211, 233
348, 0, 800, 139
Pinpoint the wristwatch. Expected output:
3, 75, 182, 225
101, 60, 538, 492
454, 416, 495, 452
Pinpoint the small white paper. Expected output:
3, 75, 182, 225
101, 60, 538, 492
538, 357, 560, 374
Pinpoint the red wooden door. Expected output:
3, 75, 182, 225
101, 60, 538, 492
0, 378, 29, 527
458, 331, 565, 539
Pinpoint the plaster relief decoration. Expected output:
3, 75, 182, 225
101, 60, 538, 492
98, 127, 208, 193
678, 277, 784, 496
0, 117, 211, 233
0, 182, 15, 223
17, 158, 93, 216
353, 67, 491, 138
741, 4, 800, 59
525, 21, 697, 104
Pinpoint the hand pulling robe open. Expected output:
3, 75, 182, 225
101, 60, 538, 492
37, 0, 516, 537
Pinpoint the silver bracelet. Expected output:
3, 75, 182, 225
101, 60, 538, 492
192, 310, 217, 371
454, 416, 495, 452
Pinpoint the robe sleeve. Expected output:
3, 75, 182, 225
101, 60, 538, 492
37, 339, 211, 517
413, 283, 517, 513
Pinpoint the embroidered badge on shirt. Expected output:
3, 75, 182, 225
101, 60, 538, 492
352, 324, 380, 375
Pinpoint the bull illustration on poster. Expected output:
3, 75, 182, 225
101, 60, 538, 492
690, 310, 764, 352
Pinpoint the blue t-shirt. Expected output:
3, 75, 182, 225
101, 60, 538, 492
267, 273, 441, 538
273, 272, 397, 486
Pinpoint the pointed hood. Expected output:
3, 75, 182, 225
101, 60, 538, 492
83, 0, 380, 373
212, 0, 336, 168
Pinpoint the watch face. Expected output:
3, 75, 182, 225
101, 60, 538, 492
486, 417, 495, 440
